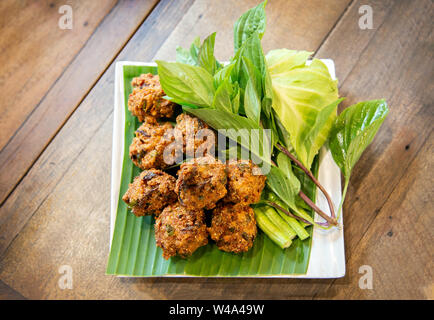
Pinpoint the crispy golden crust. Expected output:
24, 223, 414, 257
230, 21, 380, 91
155, 203, 208, 259
208, 203, 257, 253
128, 73, 177, 120
175, 156, 227, 210
131, 73, 159, 88
223, 160, 266, 205
122, 169, 177, 217
175, 113, 215, 157
129, 117, 174, 170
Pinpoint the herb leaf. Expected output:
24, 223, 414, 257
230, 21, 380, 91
241, 56, 262, 94
175, 46, 197, 65
213, 78, 234, 112
329, 99, 389, 180
198, 32, 219, 75
175, 36, 201, 66
266, 165, 300, 212
233, 1, 267, 51
183, 107, 271, 165
231, 84, 240, 114
261, 67, 273, 117
244, 78, 261, 124
214, 63, 234, 88
156, 61, 215, 108
190, 36, 201, 62
233, 32, 267, 84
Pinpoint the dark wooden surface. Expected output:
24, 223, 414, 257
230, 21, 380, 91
0, 0, 432, 300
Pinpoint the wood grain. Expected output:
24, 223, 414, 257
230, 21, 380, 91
0, 279, 26, 300
0, 0, 196, 299
0, 0, 117, 150
310, 0, 434, 298
154, 0, 352, 61
0, 0, 432, 299
0, 0, 159, 205
318, 131, 433, 299
317, 0, 433, 293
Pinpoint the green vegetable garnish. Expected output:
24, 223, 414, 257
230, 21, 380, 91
266, 49, 340, 169
154, 0, 388, 247
166, 224, 174, 236
233, 0, 267, 51
329, 99, 389, 219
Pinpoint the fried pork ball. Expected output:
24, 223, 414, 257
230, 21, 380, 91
223, 159, 266, 205
128, 73, 176, 120
122, 169, 177, 217
155, 203, 208, 259
208, 203, 257, 253
175, 156, 227, 210
175, 113, 215, 157
129, 117, 174, 170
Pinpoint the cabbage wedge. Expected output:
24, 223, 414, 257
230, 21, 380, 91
266, 49, 340, 169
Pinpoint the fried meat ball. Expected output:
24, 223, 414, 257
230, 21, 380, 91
128, 73, 176, 120
223, 159, 266, 205
175, 113, 215, 157
122, 169, 177, 217
155, 203, 208, 259
129, 117, 174, 170
175, 156, 227, 210
208, 203, 257, 253
131, 73, 159, 88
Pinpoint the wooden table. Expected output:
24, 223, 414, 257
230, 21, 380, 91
0, 0, 432, 300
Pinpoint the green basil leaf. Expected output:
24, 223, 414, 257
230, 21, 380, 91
244, 78, 261, 124
233, 1, 267, 51
190, 36, 201, 62
233, 32, 267, 83
182, 107, 271, 166
274, 111, 293, 151
276, 151, 291, 177
241, 56, 262, 94
214, 63, 235, 88
175, 37, 201, 66
231, 84, 240, 114
329, 99, 389, 180
266, 165, 300, 211
198, 32, 219, 75
271, 152, 314, 222
176, 46, 197, 66
213, 78, 233, 112
260, 111, 278, 148
156, 61, 215, 108
221, 144, 250, 161
261, 66, 273, 117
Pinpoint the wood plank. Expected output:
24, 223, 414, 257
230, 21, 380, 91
308, 0, 434, 298
0, 0, 159, 205
4, 0, 428, 299
318, 131, 433, 299
0, 0, 196, 299
0, 279, 26, 300
154, 0, 352, 61
317, 0, 433, 264
0, 0, 117, 150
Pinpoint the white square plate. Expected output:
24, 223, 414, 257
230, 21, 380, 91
111, 60, 345, 278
